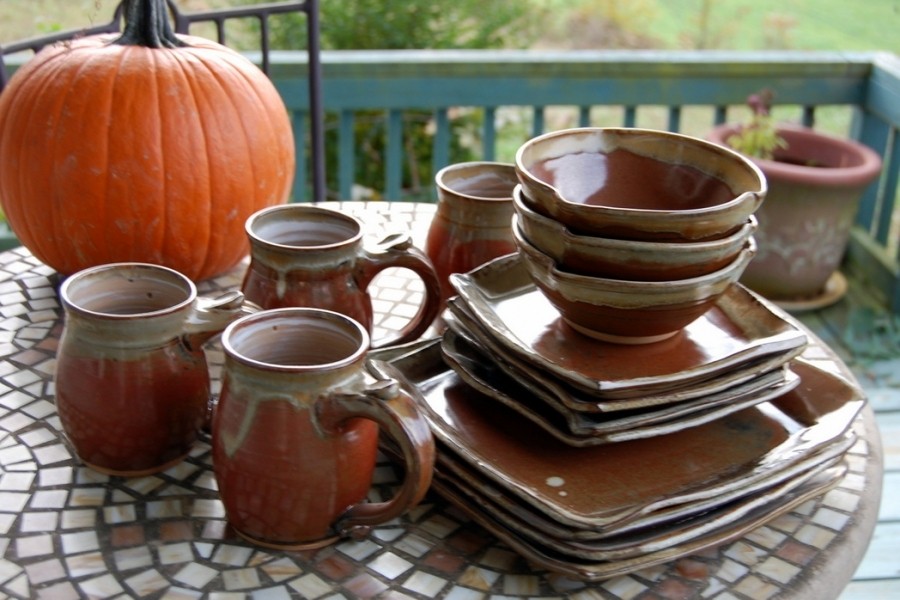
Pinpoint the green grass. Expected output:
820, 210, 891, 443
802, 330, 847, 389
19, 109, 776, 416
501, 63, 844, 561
1, 0, 896, 52
645, 0, 899, 53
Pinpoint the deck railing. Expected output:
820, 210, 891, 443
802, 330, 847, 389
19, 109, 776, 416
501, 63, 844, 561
3, 49, 900, 311
273, 49, 900, 311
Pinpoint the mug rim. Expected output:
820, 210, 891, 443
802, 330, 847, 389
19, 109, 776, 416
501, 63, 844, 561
222, 307, 370, 372
60, 262, 197, 320
245, 204, 363, 251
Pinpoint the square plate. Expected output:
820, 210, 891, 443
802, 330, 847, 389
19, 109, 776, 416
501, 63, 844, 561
370, 343, 864, 530
448, 254, 808, 401
429, 462, 845, 582
439, 329, 800, 445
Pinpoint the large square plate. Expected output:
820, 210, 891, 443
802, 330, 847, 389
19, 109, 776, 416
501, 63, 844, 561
448, 254, 808, 402
370, 343, 864, 531
439, 330, 800, 445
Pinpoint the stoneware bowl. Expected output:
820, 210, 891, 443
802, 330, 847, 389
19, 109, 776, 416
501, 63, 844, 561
512, 225, 757, 344
515, 127, 766, 241
513, 186, 757, 281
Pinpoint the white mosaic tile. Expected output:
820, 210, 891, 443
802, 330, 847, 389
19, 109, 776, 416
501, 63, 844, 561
368, 551, 414, 579
222, 567, 262, 591
403, 570, 448, 596
125, 568, 169, 596
60, 531, 99, 555
77, 573, 124, 598
211, 544, 253, 567
173, 562, 219, 589
158, 542, 195, 565
259, 557, 303, 582
731, 574, 780, 600
103, 504, 136, 524
289, 572, 334, 598
113, 546, 153, 572
60, 509, 96, 529
65, 551, 107, 578
337, 538, 381, 561
393, 533, 432, 557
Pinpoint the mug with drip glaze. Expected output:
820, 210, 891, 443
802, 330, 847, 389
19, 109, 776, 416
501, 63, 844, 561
55, 262, 249, 476
241, 204, 442, 348
425, 161, 519, 304
210, 307, 435, 549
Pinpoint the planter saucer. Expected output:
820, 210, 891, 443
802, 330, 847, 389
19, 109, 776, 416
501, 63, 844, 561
773, 271, 848, 313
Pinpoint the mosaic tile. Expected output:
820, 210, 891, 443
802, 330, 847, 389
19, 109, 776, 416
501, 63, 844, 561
368, 551, 414, 579
124, 568, 169, 596
222, 566, 262, 590
65, 551, 108, 578
158, 542, 195, 565
113, 546, 153, 571
289, 572, 334, 598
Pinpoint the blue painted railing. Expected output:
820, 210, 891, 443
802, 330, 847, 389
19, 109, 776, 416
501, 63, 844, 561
3, 49, 900, 311
269, 49, 900, 311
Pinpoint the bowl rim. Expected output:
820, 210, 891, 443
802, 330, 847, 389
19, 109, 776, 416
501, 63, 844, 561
513, 185, 757, 252
513, 221, 757, 293
514, 126, 767, 218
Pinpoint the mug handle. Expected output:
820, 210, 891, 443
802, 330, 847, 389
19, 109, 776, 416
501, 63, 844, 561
182, 290, 256, 351
313, 374, 435, 539
356, 232, 442, 349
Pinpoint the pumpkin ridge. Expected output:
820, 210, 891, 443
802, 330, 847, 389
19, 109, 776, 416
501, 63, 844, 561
94, 48, 133, 269
0, 45, 83, 262
161, 47, 214, 277
23, 48, 110, 271
186, 50, 268, 274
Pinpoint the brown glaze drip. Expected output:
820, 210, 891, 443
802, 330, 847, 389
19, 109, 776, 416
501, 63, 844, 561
530, 149, 734, 210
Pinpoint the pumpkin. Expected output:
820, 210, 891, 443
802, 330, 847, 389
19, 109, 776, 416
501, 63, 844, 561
0, 0, 295, 281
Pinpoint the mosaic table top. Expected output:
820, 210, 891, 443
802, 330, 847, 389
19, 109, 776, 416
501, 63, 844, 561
0, 202, 883, 599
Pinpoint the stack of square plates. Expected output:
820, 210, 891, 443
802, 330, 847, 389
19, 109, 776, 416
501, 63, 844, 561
370, 254, 865, 581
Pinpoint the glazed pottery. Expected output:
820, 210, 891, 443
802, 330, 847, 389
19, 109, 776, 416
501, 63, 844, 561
211, 308, 435, 549
425, 161, 519, 303
429, 462, 844, 582
708, 123, 883, 302
440, 327, 799, 445
513, 222, 756, 343
448, 253, 808, 402
55, 262, 248, 476
401, 352, 862, 530
513, 185, 757, 281
242, 204, 441, 348
515, 127, 766, 241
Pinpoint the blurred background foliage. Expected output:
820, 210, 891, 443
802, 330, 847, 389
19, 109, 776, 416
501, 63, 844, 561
1, 0, 897, 199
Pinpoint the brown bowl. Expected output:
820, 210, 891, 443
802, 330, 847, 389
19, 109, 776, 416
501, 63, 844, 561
513, 186, 757, 281
515, 127, 766, 241
512, 224, 757, 344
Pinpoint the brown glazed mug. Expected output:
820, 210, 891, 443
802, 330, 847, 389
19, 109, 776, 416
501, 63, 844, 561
211, 307, 435, 549
55, 262, 248, 477
241, 204, 441, 348
426, 161, 519, 304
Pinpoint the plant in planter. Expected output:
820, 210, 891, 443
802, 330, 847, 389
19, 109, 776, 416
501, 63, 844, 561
708, 89, 883, 309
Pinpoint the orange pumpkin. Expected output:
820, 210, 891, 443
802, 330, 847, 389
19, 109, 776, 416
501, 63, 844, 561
0, 0, 295, 280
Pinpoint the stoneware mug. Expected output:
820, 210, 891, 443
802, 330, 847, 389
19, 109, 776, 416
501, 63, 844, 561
55, 262, 249, 477
425, 161, 519, 304
210, 307, 435, 549
241, 204, 442, 348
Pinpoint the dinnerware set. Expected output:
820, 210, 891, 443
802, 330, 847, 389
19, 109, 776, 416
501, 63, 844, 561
368, 126, 865, 580
51, 125, 868, 576
370, 251, 864, 580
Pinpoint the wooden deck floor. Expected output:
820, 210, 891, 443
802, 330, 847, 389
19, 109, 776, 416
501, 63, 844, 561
795, 272, 900, 599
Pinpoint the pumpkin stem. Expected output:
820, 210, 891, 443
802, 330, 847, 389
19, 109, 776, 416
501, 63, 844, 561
114, 0, 187, 49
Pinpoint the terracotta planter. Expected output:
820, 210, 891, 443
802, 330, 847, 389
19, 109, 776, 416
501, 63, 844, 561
708, 124, 882, 303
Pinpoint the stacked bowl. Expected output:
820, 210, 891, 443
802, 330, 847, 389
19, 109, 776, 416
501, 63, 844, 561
513, 127, 766, 344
